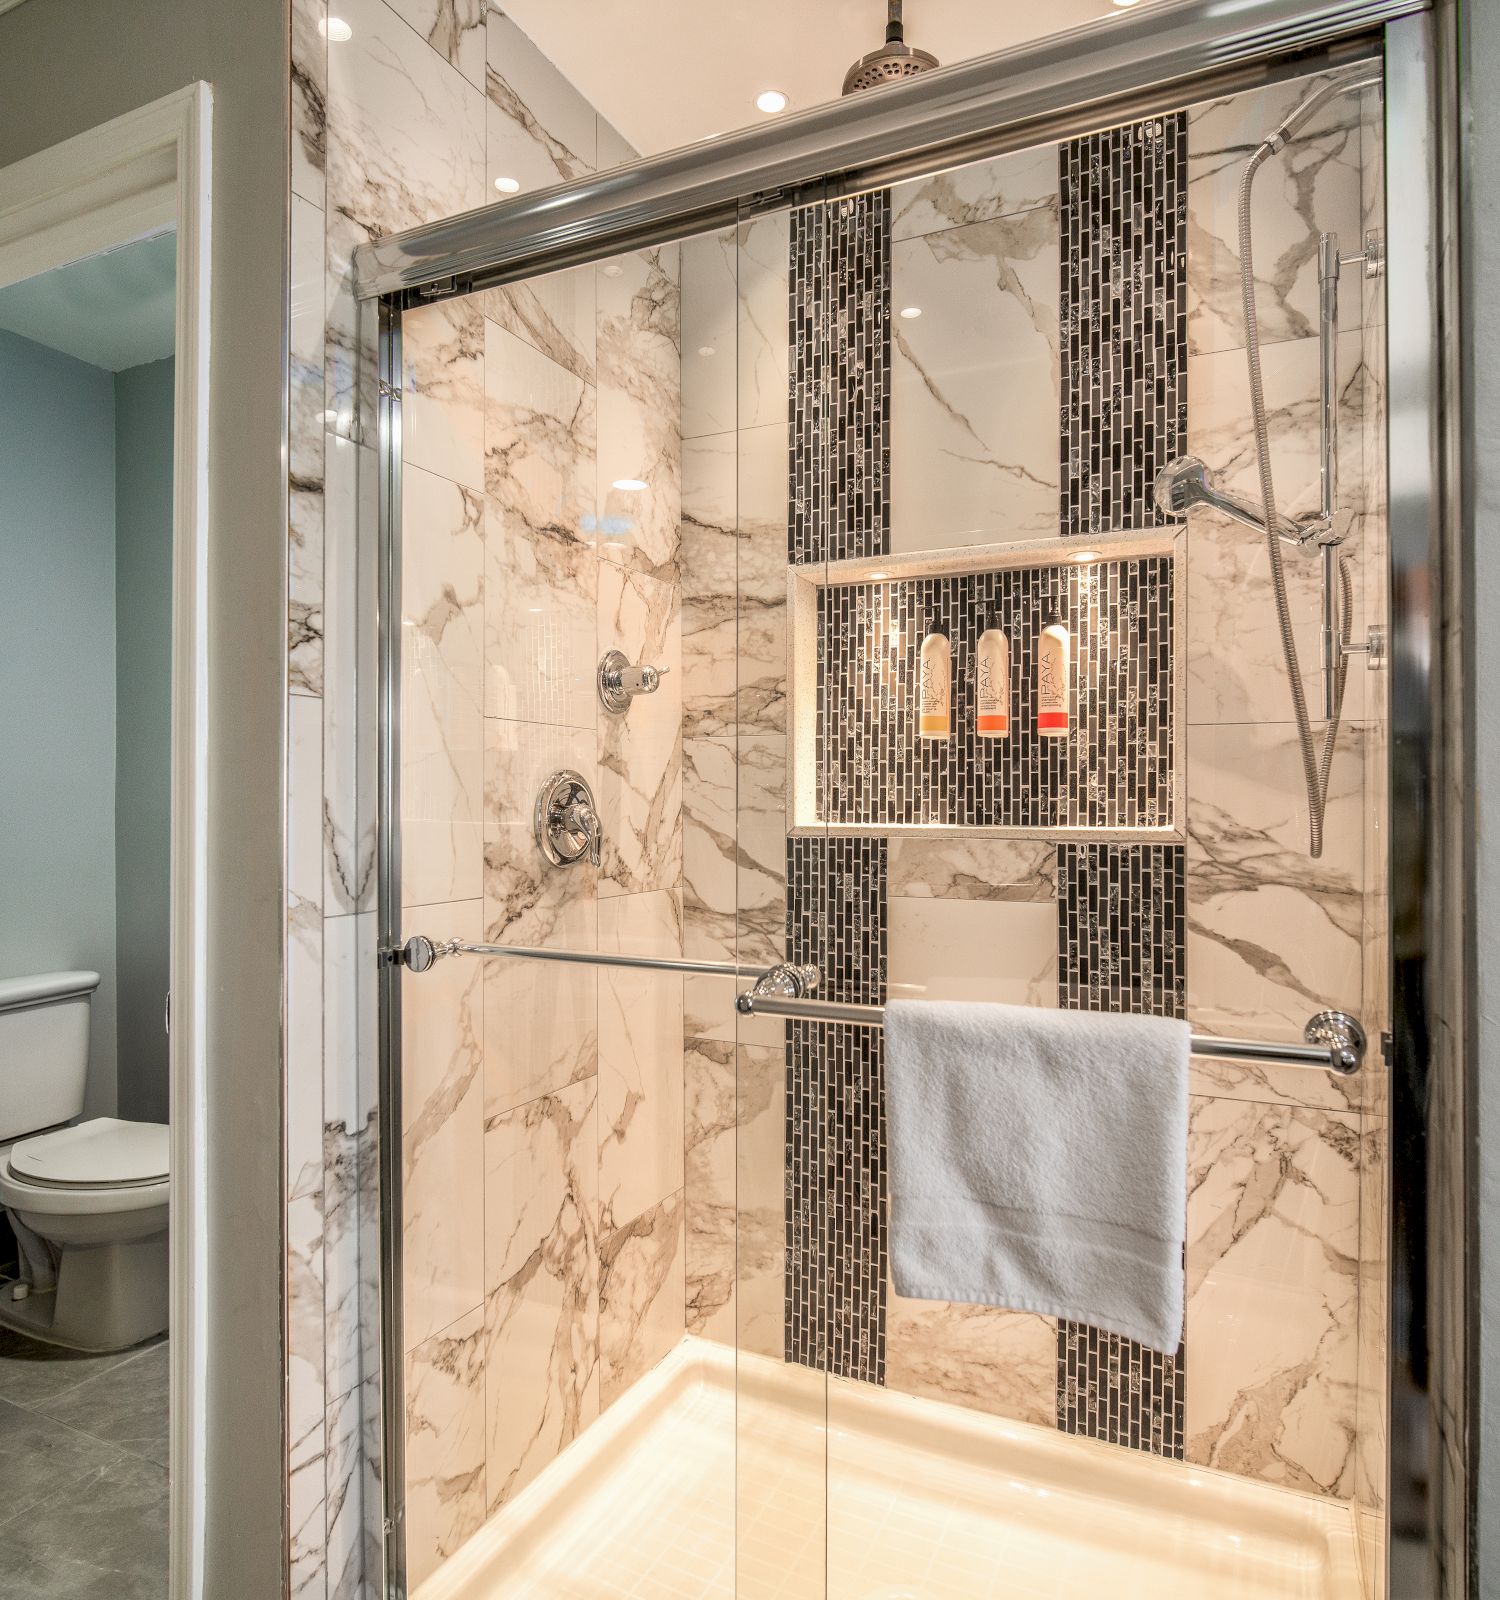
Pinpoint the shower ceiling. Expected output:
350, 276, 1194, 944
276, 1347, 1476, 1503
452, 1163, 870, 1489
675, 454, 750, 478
499, 0, 1117, 155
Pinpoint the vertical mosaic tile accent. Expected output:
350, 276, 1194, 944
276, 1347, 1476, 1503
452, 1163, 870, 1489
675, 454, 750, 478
1055, 841, 1187, 1456
784, 836, 888, 1383
789, 193, 892, 565
816, 556, 1173, 829
1060, 114, 1188, 537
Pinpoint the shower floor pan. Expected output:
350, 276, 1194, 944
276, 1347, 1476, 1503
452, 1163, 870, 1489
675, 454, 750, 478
417, 1336, 1362, 1600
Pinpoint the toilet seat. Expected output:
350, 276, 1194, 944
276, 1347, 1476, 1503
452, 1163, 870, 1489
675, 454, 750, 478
0, 1118, 170, 1217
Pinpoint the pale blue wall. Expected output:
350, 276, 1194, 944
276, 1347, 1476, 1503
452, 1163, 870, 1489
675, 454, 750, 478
114, 356, 174, 1124
0, 327, 118, 1117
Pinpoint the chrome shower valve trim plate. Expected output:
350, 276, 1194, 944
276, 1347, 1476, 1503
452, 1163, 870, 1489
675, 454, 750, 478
535, 769, 602, 868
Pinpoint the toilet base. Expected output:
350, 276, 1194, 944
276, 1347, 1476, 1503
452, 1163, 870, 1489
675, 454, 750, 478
0, 1229, 168, 1352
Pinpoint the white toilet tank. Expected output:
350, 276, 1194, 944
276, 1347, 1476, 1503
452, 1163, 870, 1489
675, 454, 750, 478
0, 972, 100, 1143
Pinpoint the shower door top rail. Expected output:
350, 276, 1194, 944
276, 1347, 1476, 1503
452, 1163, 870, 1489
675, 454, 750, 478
353, 0, 1417, 305
735, 993, 1367, 1076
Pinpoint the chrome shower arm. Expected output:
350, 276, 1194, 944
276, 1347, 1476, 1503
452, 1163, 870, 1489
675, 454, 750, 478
1196, 479, 1320, 547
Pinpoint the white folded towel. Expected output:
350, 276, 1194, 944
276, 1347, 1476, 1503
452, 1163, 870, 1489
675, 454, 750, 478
884, 999, 1190, 1355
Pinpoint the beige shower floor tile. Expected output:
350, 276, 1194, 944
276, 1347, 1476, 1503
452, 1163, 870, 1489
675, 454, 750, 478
416, 1336, 1362, 1600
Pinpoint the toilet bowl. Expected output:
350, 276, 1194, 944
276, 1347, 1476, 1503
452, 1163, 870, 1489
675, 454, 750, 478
0, 972, 170, 1353
0, 1117, 170, 1352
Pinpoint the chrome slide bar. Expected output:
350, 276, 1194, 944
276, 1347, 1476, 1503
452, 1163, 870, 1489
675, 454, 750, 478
735, 993, 1367, 1075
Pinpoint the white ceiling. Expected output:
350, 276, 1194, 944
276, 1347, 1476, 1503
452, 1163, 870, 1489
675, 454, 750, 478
501, 0, 1128, 156
0, 231, 177, 372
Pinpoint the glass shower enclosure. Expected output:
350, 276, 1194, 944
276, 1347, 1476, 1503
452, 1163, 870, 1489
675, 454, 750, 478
357, 5, 1454, 1596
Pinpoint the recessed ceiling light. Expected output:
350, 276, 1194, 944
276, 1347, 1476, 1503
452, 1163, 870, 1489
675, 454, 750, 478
755, 89, 789, 114
320, 15, 352, 40
601, 263, 624, 278
493, 175, 521, 194
899, 306, 922, 320
1110, 0, 1141, 7
698, 345, 716, 357
612, 477, 648, 492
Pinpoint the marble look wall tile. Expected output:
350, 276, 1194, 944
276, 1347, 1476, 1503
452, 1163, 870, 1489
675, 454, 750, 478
480, 718, 599, 940
1355, 1115, 1389, 1579
736, 422, 790, 736
402, 296, 486, 494
736, 737, 787, 969
324, 913, 377, 1402
289, 1407, 328, 1599
386, 0, 485, 88
682, 738, 741, 1047
597, 246, 683, 583
484, 317, 596, 554
737, 212, 790, 433
1185, 1096, 1360, 1496
325, 0, 485, 428
598, 892, 685, 1235
887, 837, 1055, 902
891, 144, 1059, 242
597, 563, 682, 896
681, 431, 737, 739
1184, 331, 1370, 727
405, 1308, 486, 1591
888, 895, 1057, 1006
890, 210, 1060, 551
886, 1296, 1058, 1428
485, 8, 597, 192
1186, 75, 1365, 356
483, 1077, 599, 1511
483, 491, 597, 731
324, 1381, 368, 1600
291, 195, 327, 696
1358, 88, 1385, 334
681, 230, 738, 439
595, 117, 637, 175
322, 435, 378, 917
598, 1190, 686, 1407
683, 1037, 784, 1354
683, 1038, 735, 1344
401, 464, 485, 909
402, 901, 485, 1353
1187, 721, 1363, 1056
484, 262, 596, 388
292, 0, 328, 206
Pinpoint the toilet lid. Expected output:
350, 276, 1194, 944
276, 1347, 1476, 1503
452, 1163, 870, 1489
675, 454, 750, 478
9, 1118, 169, 1188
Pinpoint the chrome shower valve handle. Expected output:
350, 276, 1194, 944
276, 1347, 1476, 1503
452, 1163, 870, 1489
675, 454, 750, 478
535, 770, 602, 868
598, 649, 670, 714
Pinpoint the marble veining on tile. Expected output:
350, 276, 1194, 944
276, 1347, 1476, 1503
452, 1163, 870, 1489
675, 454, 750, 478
405, 1308, 486, 1591
886, 1295, 1058, 1430
598, 1190, 686, 1408
891, 144, 1060, 242
485, 8, 597, 191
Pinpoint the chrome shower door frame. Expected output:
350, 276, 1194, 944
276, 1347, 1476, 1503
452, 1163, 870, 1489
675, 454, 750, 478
365, 3, 1461, 1595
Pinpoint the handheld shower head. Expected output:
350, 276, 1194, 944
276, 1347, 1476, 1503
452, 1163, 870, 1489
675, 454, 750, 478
842, 1, 939, 95
1154, 456, 1314, 547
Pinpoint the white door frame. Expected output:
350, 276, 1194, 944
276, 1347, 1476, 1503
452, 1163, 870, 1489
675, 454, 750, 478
0, 82, 212, 1600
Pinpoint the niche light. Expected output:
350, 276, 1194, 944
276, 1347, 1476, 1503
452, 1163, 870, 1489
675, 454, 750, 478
898, 305, 923, 320
320, 15, 353, 39
867, 571, 890, 581
698, 345, 717, 357
493, 176, 521, 194
755, 89, 789, 114
1071, 549, 1103, 564
612, 477, 648, 492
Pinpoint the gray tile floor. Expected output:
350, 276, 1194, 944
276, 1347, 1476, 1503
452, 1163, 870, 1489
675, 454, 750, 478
0, 1326, 168, 1598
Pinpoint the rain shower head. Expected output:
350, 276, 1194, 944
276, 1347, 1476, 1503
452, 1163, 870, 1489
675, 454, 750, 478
842, 1, 940, 95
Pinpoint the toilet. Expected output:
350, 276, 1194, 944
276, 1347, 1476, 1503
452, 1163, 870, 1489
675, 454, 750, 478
0, 971, 169, 1352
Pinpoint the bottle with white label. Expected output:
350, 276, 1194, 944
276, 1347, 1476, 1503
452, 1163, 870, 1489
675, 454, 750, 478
1037, 620, 1071, 738
976, 627, 1011, 738
918, 630, 951, 740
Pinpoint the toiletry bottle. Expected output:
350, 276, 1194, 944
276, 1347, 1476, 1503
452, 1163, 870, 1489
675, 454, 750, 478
1037, 620, 1071, 738
976, 627, 1011, 738
919, 629, 951, 740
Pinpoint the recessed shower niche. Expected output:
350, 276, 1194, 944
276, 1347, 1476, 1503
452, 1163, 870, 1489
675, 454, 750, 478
788, 530, 1185, 837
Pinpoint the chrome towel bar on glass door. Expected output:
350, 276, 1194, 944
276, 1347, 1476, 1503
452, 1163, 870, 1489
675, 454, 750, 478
734, 993, 1367, 1076
391, 934, 821, 996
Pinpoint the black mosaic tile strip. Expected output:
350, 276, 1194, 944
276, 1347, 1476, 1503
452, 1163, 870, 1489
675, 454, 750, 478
789, 192, 892, 566
784, 836, 888, 1383
816, 556, 1173, 830
1055, 840, 1186, 1457
1060, 114, 1188, 538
